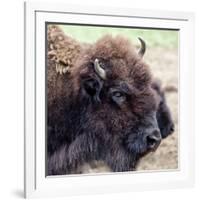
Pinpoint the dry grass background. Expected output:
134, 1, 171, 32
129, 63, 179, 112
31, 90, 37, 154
55, 25, 179, 173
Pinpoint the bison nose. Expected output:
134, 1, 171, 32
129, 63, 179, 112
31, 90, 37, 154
145, 129, 161, 151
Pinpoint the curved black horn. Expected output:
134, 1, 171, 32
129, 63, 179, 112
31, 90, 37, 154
138, 37, 146, 57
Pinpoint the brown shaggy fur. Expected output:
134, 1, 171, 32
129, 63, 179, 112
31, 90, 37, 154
47, 25, 83, 74
47, 25, 174, 175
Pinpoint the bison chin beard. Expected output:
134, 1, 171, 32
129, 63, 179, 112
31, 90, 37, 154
124, 127, 161, 164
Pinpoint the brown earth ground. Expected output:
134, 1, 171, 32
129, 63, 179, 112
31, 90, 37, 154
76, 47, 178, 173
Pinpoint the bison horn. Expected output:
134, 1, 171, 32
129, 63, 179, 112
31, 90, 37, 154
94, 58, 106, 80
138, 37, 146, 57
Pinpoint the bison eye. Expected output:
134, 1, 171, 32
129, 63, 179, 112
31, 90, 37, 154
113, 91, 123, 97
112, 91, 126, 104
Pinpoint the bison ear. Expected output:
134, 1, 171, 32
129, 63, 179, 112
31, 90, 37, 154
83, 78, 102, 102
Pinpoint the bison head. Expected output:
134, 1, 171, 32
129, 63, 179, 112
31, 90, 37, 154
68, 35, 172, 169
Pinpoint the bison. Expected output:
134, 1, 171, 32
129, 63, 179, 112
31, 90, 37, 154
47, 30, 174, 175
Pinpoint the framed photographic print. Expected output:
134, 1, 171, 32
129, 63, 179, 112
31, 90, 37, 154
24, 1, 195, 198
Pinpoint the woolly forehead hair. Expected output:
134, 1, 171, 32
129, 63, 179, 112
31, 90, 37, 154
91, 34, 138, 60
73, 34, 152, 88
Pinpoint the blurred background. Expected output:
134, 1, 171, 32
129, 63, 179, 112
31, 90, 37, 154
59, 24, 178, 49
59, 24, 178, 172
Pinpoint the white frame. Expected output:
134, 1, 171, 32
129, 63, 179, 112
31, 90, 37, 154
24, 1, 195, 198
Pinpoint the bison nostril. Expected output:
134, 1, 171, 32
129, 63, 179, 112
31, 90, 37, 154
170, 125, 175, 132
146, 130, 161, 151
